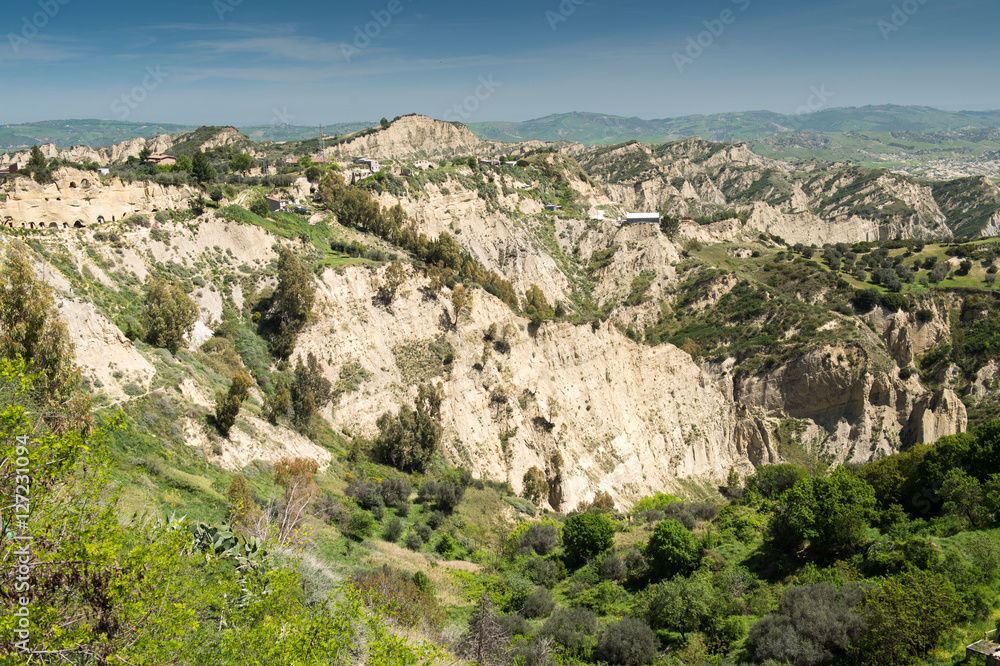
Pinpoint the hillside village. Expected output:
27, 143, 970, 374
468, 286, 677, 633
3, 114, 1000, 664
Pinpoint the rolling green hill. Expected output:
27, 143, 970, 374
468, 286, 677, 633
468, 106, 1000, 145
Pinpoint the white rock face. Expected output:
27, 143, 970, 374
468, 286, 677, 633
330, 115, 491, 161
56, 297, 156, 402
292, 265, 740, 509
1, 168, 194, 228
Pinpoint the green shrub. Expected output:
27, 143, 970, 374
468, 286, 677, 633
412, 570, 435, 595
404, 531, 423, 551
572, 580, 630, 616
434, 533, 459, 558
646, 519, 700, 579
594, 617, 658, 666
562, 513, 615, 566
750, 583, 864, 666
521, 587, 555, 619
519, 523, 560, 556
345, 511, 376, 541
540, 606, 597, 659
383, 517, 404, 543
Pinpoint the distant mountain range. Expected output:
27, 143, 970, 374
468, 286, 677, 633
5, 107, 1000, 177
467, 106, 1000, 145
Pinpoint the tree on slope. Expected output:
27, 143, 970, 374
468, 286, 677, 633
0, 243, 82, 406
143, 278, 198, 355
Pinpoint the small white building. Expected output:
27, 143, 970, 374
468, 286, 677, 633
356, 158, 380, 172
98, 167, 110, 176
626, 212, 660, 224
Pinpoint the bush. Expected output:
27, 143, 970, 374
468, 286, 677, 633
373, 403, 442, 473
414, 523, 432, 542
404, 531, 423, 551
750, 583, 865, 666
562, 513, 615, 566
383, 517, 404, 543
916, 308, 934, 323
594, 617, 658, 666
880, 292, 910, 313
852, 288, 881, 314
510, 636, 557, 666
412, 570, 435, 594
646, 520, 700, 580
379, 477, 412, 507
520, 523, 560, 556
434, 533, 459, 558
417, 481, 466, 513
775, 470, 877, 555
746, 463, 809, 499
601, 552, 627, 581
346, 480, 385, 511
350, 566, 443, 629
520, 555, 563, 589
850, 569, 963, 666
572, 580, 630, 616
521, 587, 555, 619
345, 511, 377, 541
426, 511, 445, 530
541, 607, 597, 659
497, 613, 532, 638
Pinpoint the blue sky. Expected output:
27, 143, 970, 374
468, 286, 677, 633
2, 0, 998, 125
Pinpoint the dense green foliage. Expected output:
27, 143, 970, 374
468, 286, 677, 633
143, 277, 198, 355
646, 519, 702, 579
562, 513, 615, 565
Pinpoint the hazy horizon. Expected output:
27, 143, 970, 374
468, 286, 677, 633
3, 0, 998, 126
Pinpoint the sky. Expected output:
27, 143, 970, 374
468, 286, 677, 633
1, 0, 998, 126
